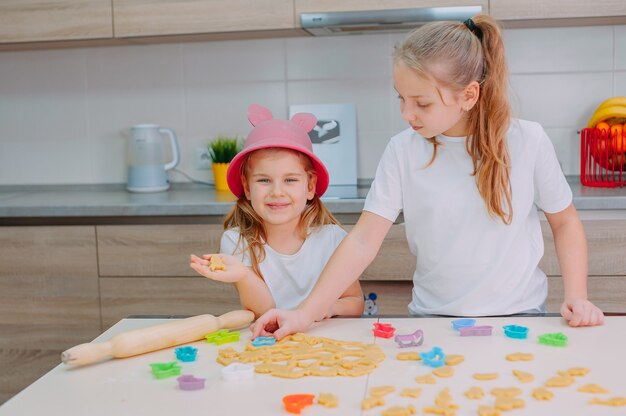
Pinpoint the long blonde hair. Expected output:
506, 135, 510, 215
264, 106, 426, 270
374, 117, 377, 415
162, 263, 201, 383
393, 15, 513, 224
223, 148, 339, 279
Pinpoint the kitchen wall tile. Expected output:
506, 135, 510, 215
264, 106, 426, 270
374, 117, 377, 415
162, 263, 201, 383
286, 33, 391, 80
287, 78, 392, 134
504, 26, 613, 74
615, 71, 626, 95
0, 48, 88, 145
183, 38, 286, 85
509, 72, 613, 128
615, 26, 626, 70
84, 43, 186, 183
356, 130, 395, 178
544, 127, 581, 175
0, 139, 93, 185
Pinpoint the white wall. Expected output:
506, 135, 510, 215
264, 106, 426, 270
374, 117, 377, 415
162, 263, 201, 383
0, 25, 625, 185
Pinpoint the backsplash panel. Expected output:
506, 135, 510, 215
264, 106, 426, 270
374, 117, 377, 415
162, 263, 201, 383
0, 25, 624, 185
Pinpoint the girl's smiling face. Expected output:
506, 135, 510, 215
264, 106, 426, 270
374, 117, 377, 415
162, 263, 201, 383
242, 148, 316, 230
394, 60, 473, 138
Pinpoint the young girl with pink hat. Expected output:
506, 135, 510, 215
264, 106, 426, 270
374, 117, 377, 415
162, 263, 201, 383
190, 104, 364, 318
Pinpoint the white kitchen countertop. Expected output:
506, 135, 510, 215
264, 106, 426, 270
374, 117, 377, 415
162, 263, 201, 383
1, 315, 624, 415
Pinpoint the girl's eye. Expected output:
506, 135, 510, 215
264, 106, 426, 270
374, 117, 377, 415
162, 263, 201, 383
285, 178, 299, 183
417, 102, 431, 108
257, 178, 270, 183
397, 94, 405, 102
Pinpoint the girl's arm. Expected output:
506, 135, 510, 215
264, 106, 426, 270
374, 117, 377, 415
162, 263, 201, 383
252, 211, 393, 339
190, 254, 275, 318
544, 203, 605, 327
325, 280, 364, 318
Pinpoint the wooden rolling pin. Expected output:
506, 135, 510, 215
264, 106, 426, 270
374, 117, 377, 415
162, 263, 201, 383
61, 310, 255, 366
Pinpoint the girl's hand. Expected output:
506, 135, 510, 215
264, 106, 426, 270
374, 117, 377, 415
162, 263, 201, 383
189, 254, 247, 283
250, 308, 315, 341
560, 298, 605, 327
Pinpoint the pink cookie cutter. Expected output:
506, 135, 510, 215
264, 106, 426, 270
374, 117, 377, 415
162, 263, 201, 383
459, 325, 493, 336
394, 329, 424, 348
177, 375, 206, 391
221, 362, 255, 381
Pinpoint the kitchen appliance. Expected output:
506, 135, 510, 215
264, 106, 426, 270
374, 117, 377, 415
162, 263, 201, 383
289, 103, 357, 186
300, 6, 482, 36
126, 124, 180, 193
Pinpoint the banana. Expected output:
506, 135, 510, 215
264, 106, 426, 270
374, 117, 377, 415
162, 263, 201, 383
596, 96, 626, 111
587, 103, 626, 128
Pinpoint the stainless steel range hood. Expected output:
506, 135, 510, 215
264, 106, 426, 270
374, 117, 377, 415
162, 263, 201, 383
300, 6, 482, 36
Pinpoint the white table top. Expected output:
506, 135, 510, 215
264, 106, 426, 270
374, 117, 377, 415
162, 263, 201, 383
1, 315, 625, 416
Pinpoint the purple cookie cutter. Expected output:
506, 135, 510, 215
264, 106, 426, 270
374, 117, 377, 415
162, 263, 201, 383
394, 329, 424, 348
177, 375, 206, 391
459, 325, 493, 336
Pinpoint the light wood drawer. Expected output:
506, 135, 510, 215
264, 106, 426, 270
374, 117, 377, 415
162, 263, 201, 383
97, 224, 223, 277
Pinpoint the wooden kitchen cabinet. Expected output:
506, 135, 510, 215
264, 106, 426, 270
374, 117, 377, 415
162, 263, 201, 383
490, 0, 626, 23
0, 0, 113, 43
0, 226, 101, 404
113, 0, 296, 38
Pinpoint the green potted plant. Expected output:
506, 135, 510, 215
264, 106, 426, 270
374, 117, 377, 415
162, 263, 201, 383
208, 135, 241, 192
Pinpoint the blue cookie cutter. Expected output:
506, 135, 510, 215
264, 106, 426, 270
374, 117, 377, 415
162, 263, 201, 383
252, 336, 276, 347
451, 318, 476, 331
175, 345, 198, 362
419, 346, 446, 368
503, 324, 529, 339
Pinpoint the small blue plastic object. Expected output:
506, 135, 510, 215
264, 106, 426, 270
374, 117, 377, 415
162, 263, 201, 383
451, 318, 476, 331
419, 346, 446, 368
252, 336, 276, 347
175, 346, 198, 362
503, 324, 529, 339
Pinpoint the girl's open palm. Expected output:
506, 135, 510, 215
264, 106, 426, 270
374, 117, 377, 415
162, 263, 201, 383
189, 253, 247, 283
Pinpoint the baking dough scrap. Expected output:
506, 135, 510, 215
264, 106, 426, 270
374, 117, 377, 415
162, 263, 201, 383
209, 255, 226, 271
578, 384, 609, 394
415, 374, 437, 384
217, 333, 385, 379
505, 352, 533, 361
532, 387, 554, 401
423, 388, 459, 415
494, 397, 525, 411
491, 387, 522, 398
512, 369, 534, 383
477, 405, 501, 416
444, 354, 465, 366
545, 375, 575, 387
565, 367, 590, 377
382, 404, 417, 416
473, 373, 498, 381
400, 387, 422, 398
432, 366, 454, 378
397, 351, 422, 361
370, 385, 395, 397
362, 396, 385, 410
317, 393, 338, 408
589, 397, 626, 407
464, 387, 484, 400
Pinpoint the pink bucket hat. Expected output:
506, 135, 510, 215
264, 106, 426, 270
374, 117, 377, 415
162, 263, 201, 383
226, 104, 330, 198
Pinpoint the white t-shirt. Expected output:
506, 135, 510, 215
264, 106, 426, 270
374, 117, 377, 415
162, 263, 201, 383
220, 224, 347, 310
364, 119, 572, 316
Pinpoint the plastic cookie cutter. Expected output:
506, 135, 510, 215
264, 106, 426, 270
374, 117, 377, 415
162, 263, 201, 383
503, 325, 529, 339
252, 336, 276, 347
174, 345, 198, 362
176, 374, 206, 390
221, 362, 255, 381
283, 394, 315, 414
459, 325, 493, 336
538, 332, 568, 347
373, 322, 396, 338
394, 329, 424, 348
452, 318, 476, 331
419, 346, 446, 368
149, 361, 182, 379
205, 329, 240, 345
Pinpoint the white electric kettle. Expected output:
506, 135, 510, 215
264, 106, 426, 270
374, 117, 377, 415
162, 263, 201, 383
126, 124, 180, 193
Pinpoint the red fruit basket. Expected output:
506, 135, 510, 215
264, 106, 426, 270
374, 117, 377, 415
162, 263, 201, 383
580, 128, 626, 187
